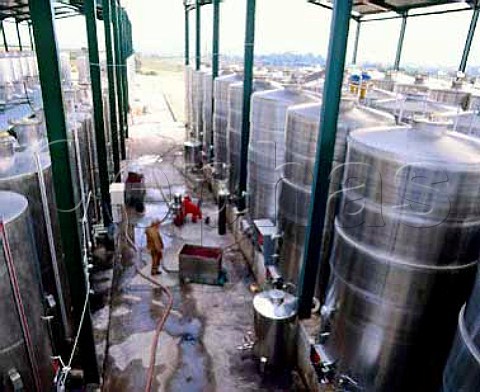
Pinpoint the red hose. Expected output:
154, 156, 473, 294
0, 222, 42, 391
123, 219, 174, 392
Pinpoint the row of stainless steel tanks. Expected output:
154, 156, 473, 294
0, 50, 114, 390
185, 64, 480, 391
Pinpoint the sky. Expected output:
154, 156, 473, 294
5, 0, 478, 68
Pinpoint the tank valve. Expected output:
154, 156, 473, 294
259, 356, 268, 374
311, 344, 336, 385
7, 368, 23, 391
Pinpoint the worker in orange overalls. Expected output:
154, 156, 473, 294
145, 219, 164, 275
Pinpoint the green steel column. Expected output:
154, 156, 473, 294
195, 0, 201, 70
394, 12, 407, 71
1, 21, 8, 52
85, 0, 112, 227
185, 6, 190, 65
459, 7, 480, 73
103, 0, 120, 177
298, 0, 353, 319
352, 19, 361, 65
119, 8, 129, 140
16, 21, 22, 51
238, 0, 256, 210
28, 0, 99, 383
212, 0, 220, 78
112, 0, 126, 159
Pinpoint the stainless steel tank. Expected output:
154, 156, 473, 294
227, 79, 275, 194
279, 98, 394, 284
373, 91, 457, 124
323, 119, 480, 392
442, 266, 480, 392
202, 69, 213, 156
429, 80, 472, 108
192, 68, 207, 142
0, 191, 53, 390
0, 147, 71, 333
185, 66, 194, 132
253, 289, 297, 368
213, 73, 243, 164
247, 85, 315, 222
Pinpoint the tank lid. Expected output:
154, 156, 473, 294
0, 191, 28, 224
349, 124, 480, 167
253, 289, 297, 320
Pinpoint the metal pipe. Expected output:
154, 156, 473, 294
15, 21, 22, 51
103, 0, 120, 178
394, 12, 408, 71
85, 0, 112, 227
28, 22, 34, 49
352, 19, 361, 65
459, 7, 480, 73
298, 0, 353, 318
34, 152, 71, 340
28, 0, 99, 382
195, 0, 201, 70
112, 0, 126, 160
185, 6, 190, 65
238, 0, 256, 211
1, 21, 8, 52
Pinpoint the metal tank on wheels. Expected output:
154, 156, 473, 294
321, 119, 480, 391
247, 85, 316, 223
279, 98, 394, 285
442, 266, 480, 391
0, 191, 53, 390
213, 73, 242, 164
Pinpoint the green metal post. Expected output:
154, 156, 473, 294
212, 0, 220, 78
1, 21, 8, 52
16, 21, 23, 51
352, 19, 361, 65
196, 0, 201, 70
85, 0, 112, 227
185, 6, 190, 65
394, 12, 407, 71
112, 0, 126, 159
459, 7, 480, 73
103, 0, 120, 178
28, 0, 99, 383
119, 8, 129, 140
238, 0, 256, 210
298, 0, 353, 319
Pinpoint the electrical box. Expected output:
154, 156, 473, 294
110, 183, 125, 223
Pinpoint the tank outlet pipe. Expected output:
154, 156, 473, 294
0, 221, 42, 391
34, 152, 71, 339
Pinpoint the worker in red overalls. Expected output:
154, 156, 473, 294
145, 220, 164, 275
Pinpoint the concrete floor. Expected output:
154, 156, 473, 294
91, 74, 307, 391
